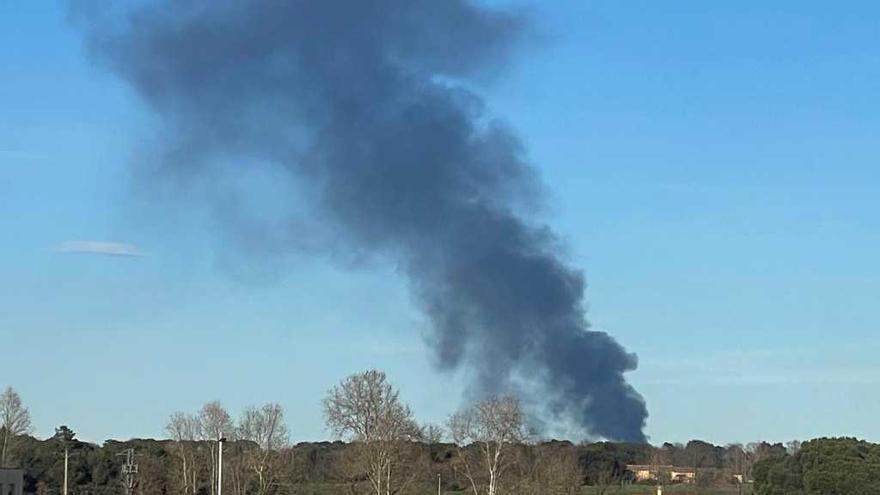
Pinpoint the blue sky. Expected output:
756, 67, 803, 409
2, 0, 879, 445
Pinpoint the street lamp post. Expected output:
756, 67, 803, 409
63, 447, 69, 495
217, 438, 227, 495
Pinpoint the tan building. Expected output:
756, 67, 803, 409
670, 468, 695, 483
626, 465, 695, 484
627, 464, 669, 481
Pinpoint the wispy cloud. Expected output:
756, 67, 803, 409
56, 240, 144, 257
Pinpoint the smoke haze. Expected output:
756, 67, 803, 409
73, 0, 648, 442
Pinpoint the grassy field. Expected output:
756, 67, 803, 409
581, 486, 751, 495
284, 484, 752, 495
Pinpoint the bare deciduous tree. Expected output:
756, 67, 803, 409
0, 386, 32, 468
167, 412, 202, 495
419, 424, 445, 445
200, 401, 234, 440
723, 443, 747, 490
511, 442, 582, 495
199, 401, 234, 495
592, 468, 616, 495
543, 445, 585, 495
649, 445, 671, 484
323, 370, 420, 495
238, 403, 290, 495
448, 395, 529, 495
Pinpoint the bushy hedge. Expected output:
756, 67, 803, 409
753, 438, 880, 495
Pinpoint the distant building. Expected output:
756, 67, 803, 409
0, 469, 23, 495
626, 464, 696, 484
670, 467, 695, 483
627, 464, 666, 481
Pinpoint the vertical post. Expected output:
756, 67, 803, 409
437, 473, 441, 495
63, 447, 69, 495
217, 438, 226, 495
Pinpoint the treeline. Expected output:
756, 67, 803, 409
7, 434, 779, 495
8, 426, 877, 495
4, 378, 878, 494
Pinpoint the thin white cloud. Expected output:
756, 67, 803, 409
56, 240, 144, 257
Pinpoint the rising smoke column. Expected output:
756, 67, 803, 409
74, 0, 648, 441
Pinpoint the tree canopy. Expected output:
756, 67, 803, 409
753, 437, 880, 495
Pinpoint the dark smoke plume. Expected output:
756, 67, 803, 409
74, 0, 648, 441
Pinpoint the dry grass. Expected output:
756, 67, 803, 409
581, 485, 752, 495
282, 483, 752, 495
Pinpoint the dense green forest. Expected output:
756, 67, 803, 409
751, 437, 880, 495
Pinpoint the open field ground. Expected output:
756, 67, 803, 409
582, 486, 752, 495
281, 484, 752, 495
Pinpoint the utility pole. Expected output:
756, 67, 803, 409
60, 443, 79, 495
63, 447, 68, 495
217, 438, 226, 495
54, 426, 77, 495
117, 449, 138, 495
